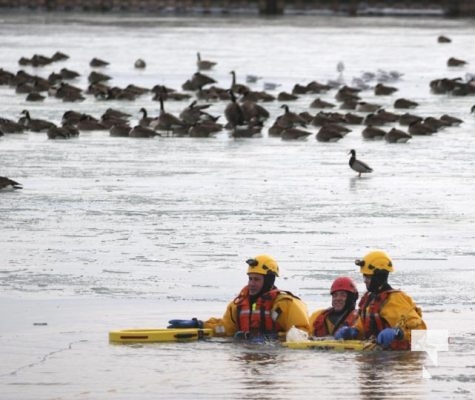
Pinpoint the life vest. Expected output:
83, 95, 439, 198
358, 290, 410, 350
234, 286, 283, 336
313, 307, 359, 337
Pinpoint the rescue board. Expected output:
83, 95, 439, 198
109, 328, 213, 343
283, 339, 379, 351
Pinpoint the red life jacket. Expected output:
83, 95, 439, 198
234, 286, 283, 335
358, 290, 410, 350
313, 307, 359, 336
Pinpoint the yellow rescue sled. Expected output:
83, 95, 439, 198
283, 339, 379, 351
109, 328, 213, 343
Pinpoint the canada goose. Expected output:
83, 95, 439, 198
306, 81, 331, 94
75, 115, 107, 131
268, 121, 285, 137
26, 93, 45, 102
60, 68, 80, 80
276, 104, 307, 129
47, 126, 72, 139
51, 51, 69, 61
19, 110, 56, 132
356, 101, 381, 113
138, 108, 156, 128
348, 149, 373, 177
230, 71, 249, 94
134, 59, 146, 69
231, 121, 263, 138
311, 111, 345, 127
281, 127, 312, 141
374, 83, 398, 96
440, 114, 463, 126
362, 125, 386, 140
408, 121, 435, 135
196, 52, 216, 71
151, 96, 185, 133
424, 116, 451, 131
385, 128, 412, 143
224, 90, 245, 128
344, 113, 364, 124
316, 126, 344, 142
185, 72, 216, 91
179, 100, 211, 125
0, 176, 22, 190
240, 100, 270, 123
447, 57, 467, 67
88, 71, 112, 84
310, 98, 336, 109
437, 35, 451, 43
376, 109, 400, 123
129, 125, 159, 138
394, 98, 419, 109
364, 113, 389, 126
335, 85, 361, 102
0, 118, 24, 133
109, 123, 131, 137
189, 121, 223, 138
90, 57, 109, 67
399, 113, 423, 126
277, 92, 298, 102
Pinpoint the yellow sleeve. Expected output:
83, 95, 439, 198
273, 294, 310, 334
381, 291, 427, 341
203, 301, 238, 337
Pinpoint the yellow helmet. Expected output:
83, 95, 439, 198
355, 250, 394, 275
246, 254, 279, 277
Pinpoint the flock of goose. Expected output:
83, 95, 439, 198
1, 35, 474, 186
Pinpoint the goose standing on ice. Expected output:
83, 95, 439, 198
196, 52, 216, 71
348, 149, 373, 177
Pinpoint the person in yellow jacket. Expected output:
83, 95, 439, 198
168, 254, 310, 340
309, 276, 359, 337
334, 250, 427, 349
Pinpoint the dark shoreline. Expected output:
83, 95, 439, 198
0, 1, 473, 18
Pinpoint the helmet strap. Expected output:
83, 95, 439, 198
368, 270, 390, 292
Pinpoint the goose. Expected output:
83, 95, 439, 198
179, 100, 212, 125
240, 99, 270, 123
26, 92, 45, 102
75, 115, 107, 131
88, 71, 112, 84
196, 52, 216, 71
424, 116, 451, 131
224, 90, 245, 128
277, 92, 298, 101
138, 108, 156, 128
356, 101, 381, 113
129, 125, 160, 138
186, 72, 217, 91
310, 98, 336, 109
281, 127, 312, 141
316, 126, 344, 142
364, 113, 389, 126
51, 51, 69, 61
231, 121, 263, 138
47, 126, 73, 139
151, 96, 186, 134
437, 35, 451, 43
90, 57, 109, 67
189, 120, 223, 137
385, 128, 412, 143
109, 123, 132, 137
306, 80, 332, 93
447, 57, 467, 67
408, 121, 435, 135
344, 113, 364, 124
60, 68, 80, 80
440, 114, 463, 126
362, 125, 386, 140
230, 71, 249, 94
276, 104, 307, 129
0, 176, 22, 190
471, 105, 475, 113
394, 98, 419, 109
374, 83, 398, 95
19, 110, 56, 132
399, 113, 423, 126
134, 59, 146, 69
348, 149, 373, 177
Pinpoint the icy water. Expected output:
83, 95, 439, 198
1, 12, 475, 400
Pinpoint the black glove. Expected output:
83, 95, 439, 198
167, 318, 203, 329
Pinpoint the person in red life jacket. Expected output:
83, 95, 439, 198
309, 276, 359, 337
168, 254, 310, 340
334, 250, 427, 349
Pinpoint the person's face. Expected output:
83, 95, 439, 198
331, 290, 348, 312
248, 273, 265, 296
363, 274, 372, 290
